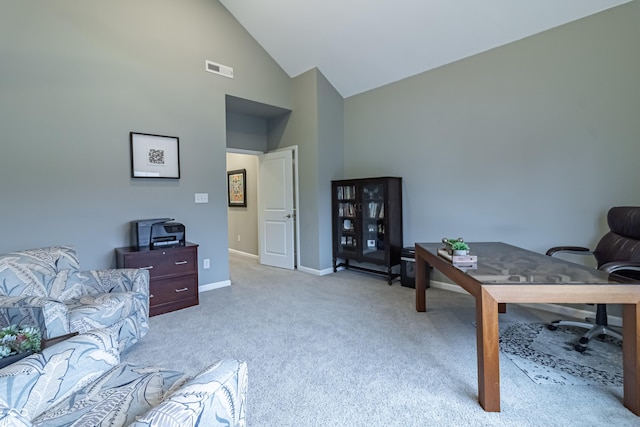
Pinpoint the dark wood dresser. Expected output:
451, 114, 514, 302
115, 242, 199, 316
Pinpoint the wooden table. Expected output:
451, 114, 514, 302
415, 242, 640, 415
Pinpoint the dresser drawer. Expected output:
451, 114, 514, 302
150, 274, 197, 305
149, 275, 198, 316
122, 247, 196, 279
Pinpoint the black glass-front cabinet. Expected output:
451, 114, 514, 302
332, 177, 403, 284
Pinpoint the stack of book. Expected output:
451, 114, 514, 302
437, 249, 477, 268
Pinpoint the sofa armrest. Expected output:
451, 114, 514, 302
0, 328, 119, 421
66, 268, 150, 297
131, 359, 248, 427
0, 296, 69, 339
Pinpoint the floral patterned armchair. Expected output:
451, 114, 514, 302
0, 329, 247, 427
0, 246, 149, 352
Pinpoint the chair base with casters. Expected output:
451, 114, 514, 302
547, 303, 622, 352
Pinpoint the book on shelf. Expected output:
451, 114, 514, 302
368, 202, 377, 218
338, 203, 355, 217
338, 185, 355, 200
367, 202, 385, 219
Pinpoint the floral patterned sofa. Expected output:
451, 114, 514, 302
0, 328, 247, 426
0, 246, 149, 352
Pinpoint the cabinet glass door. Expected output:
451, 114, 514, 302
336, 184, 357, 256
361, 182, 385, 260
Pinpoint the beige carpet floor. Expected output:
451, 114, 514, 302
122, 253, 639, 426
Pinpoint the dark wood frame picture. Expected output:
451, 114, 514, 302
130, 132, 180, 178
227, 169, 247, 207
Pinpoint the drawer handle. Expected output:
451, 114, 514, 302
174, 261, 188, 265
150, 294, 154, 298
175, 287, 189, 293
140, 266, 154, 270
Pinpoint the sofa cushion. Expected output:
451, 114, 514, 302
31, 364, 189, 427
132, 359, 248, 427
0, 256, 54, 298
0, 246, 80, 298
66, 292, 139, 334
66, 269, 149, 296
0, 328, 119, 421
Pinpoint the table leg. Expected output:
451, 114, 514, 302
416, 254, 429, 312
476, 287, 500, 412
623, 303, 640, 415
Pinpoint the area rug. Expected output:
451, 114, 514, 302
499, 322, 622, 386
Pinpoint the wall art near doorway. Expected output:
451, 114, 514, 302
227, 169, 247, 207
130, 132, 180, 178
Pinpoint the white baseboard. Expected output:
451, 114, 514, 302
229, 248, 333, 276
298, 265, 335, 276
199, 280, 231, 292
429, 280, 622, 327
228, 248, 258, 259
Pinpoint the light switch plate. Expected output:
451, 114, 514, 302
195, 193, 208, 203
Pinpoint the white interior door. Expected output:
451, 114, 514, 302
258, 149, 294, 269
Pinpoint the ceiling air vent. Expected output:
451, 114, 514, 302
205, 60, 234, 79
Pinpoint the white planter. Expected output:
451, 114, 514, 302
453, 250, 468, 256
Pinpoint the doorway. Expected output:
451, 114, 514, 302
226, 150, 260, 259
225, 95, 298, 269
226, 149, 299, 269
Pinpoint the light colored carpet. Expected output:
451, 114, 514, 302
122, 254, 639, 426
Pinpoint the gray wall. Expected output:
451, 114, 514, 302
273, 68, 344, 271
316, 72, 345, 270
276, 70, 320, 269
226, 153, 259, 255
226, 112, 268, 152
344, 1, 640, 256
0, 0, 292, 285
2, 1, 638, 283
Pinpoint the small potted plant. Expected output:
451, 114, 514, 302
443, 237, 468, 255
0, 325, 42, 368
451, 241, 470, 256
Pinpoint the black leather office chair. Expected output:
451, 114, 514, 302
546, 206, 640, 352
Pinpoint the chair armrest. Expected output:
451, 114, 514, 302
131, 359, 248, 427
67, 269, 150, 297
545, 246, 593, 257
0, 296, 70, 339
599, 261, 640, 275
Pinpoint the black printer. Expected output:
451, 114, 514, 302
131, 218, 185, 250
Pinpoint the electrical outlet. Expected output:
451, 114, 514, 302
203, 259, 210, 269
237, 235, 241, 242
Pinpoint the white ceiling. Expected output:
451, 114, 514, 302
219, 0, 630, 98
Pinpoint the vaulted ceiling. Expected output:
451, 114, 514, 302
219, 0, 630, 97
